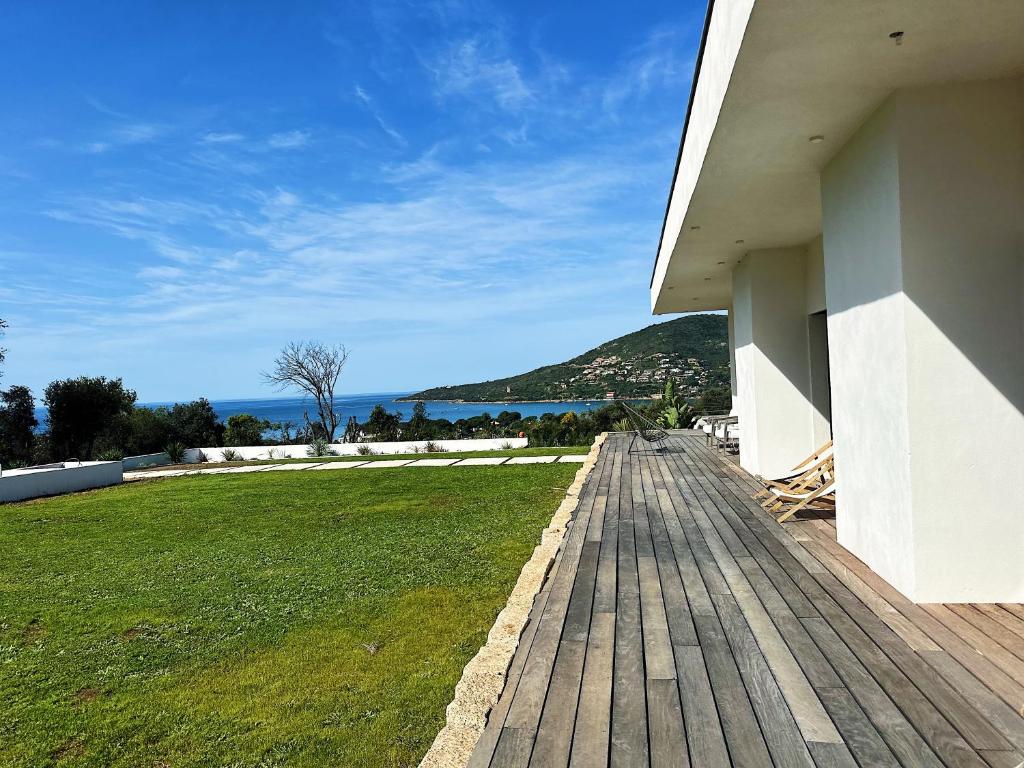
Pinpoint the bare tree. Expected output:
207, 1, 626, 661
0, 317, 7, 379
263, 342, 349, 441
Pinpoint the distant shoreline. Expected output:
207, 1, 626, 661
396, 397, 655, 404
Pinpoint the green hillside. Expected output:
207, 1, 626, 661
403, 314, 730, 402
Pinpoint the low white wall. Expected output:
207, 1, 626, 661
123, 452, 172, 470
184, 437, 529, 463
0, 462, 123, 503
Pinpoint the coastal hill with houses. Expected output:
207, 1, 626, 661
402, 314, 730, 402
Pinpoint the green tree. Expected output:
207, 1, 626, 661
99, 406, 172, 456
0, 385, 37, 466
224, 413, 270, 447
696, 386, 731, 416
365, 404, 400, 442
167, 399, 223, 447
44, 376, 136, 460
407, 401, 430, 440
343, 415, 360, 443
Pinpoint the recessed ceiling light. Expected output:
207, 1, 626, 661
704, 277, 711, 281
691, 297, 699, 301
809, 135, 825, 144
717, 260, 726, 265
690, 225, 701, 231
735, 239, 744, 244
667, 286, 674, 290
889, 30, 904, 46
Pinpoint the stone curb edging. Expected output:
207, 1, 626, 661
417, 432, 608, 768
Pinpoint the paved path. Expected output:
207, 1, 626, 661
124, 454, 586, 480
469, 431, 1024, 768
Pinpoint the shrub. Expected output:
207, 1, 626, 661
306, 437, 336, 457
220, 448, 242, 462
612, 418, 631, 432
164, 442, 186, 463
195, 450, 209, 463
423, 440, 444, 453
355, 445, 375, 456
224, 413, 270, 447
95, 448, 124, 461
499, 440, 514, 450
267, 447, 282, 459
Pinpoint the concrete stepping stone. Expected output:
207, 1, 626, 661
140, 469, 189, 477
505, 456, 558, 464
129, 454, 581, 480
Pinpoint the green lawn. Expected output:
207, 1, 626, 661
141, 445, 590, 472
0, 464, 577, 767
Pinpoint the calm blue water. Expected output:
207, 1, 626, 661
32, 392, 619, 430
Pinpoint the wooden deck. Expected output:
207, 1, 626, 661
468, 432, 1024, 768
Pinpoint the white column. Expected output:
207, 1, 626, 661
727, 305, 737, 409
731, 247, 817, 479
822, 78, 1024, 602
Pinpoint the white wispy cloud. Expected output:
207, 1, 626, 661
267, 129, 311, 149
427, 35, 533, 113
354, 85, 406, 146
601, 27, 691, 118
201, 131, 246, 144
40, 136, 663, 342
76, 122, 164, 154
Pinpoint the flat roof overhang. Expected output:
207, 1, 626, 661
652, 0, 1024, 315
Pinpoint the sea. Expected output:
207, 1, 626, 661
32, 392, 622, 431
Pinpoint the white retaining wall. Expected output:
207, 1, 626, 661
123, 452, 172, 470
0, 462, 123, 503
184, 438, 528, 463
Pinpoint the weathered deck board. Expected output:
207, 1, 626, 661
467, 432, 1024, 767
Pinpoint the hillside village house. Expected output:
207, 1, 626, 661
652, 0, 1023, 603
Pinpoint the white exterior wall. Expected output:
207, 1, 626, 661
822, 79, 1024, 602
185, 437, 528, 463
0, 462, 123, 503
731, 248, 817, 479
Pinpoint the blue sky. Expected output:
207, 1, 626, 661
0, 0, 704, 401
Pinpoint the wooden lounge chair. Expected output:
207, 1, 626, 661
769, 476, 837, 523
763, 456, 836, 522
754, 441, 833, 504
622, 403, 670, 453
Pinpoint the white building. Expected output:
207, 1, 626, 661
652, 0, 1023, 603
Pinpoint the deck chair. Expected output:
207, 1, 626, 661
766, 457, 836, 522
700, 414, 734, 446
621, 403, 670, 453
712, 418, 739, 452
754, 441, 833, 503
770, 477, 837, 523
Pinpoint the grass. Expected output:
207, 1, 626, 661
145, 445, 590, 472
0, 463, 578, 767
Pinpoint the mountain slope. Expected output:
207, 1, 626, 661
403, 314, 730, 402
